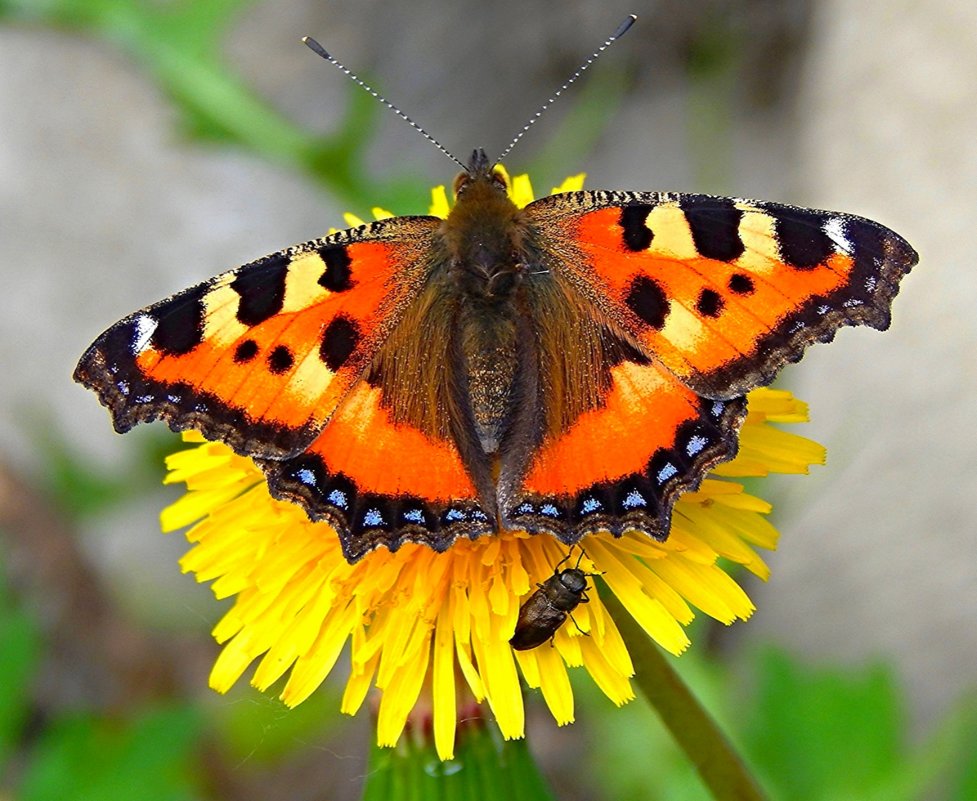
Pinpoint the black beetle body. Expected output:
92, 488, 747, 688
510, 567, 591, 650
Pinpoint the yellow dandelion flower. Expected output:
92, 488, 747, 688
161, 173, 825, 762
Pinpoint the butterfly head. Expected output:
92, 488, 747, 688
453, 148, 508, 197
445, 149, 529, 303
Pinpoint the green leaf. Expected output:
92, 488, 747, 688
0, 580, 43, 764
19, 705, 203, 801
0, 0, 401, 208
745, 648, 902, 801
33, 418, 176, 519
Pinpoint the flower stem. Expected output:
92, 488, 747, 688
361, 722, 556, 801
603, 591, 769, 801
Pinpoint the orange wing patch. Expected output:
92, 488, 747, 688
260, 380, 491, 563
505, 359, 746, 545
527, 192, 917, 399
74, 218, 440, 458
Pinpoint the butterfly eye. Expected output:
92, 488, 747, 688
453, 172, 470, 196
490, 169, 508, 191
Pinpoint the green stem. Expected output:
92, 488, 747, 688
603, 591, 769, 801
360, 721, 555, 801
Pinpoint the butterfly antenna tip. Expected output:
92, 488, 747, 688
302, 36, 467, 171
494, 13, 637, 166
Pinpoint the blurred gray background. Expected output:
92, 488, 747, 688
1, 0, 974, 778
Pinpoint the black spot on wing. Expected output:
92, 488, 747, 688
317, 244, 354, 292
696, 288, 724, 317
151, 284, 206, 355
773, 210, 833, 269
728, 273, 755, 295
619, 205, 654, 251
232, 252, 289, 325
233, 339, 259, 363
268, 344, 294, 374
320, 316, 360, 371
625, 275, 670, 330
679, 196, 745, 261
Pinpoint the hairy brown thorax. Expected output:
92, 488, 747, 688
445, 162, 531, 453
367, 151, 645, 518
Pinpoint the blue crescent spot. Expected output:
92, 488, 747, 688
622, 490, 647, 509
580, 497, 602, 514
327, 488, 348, 508
296, 468, 317, 487
686, 434, 708, 456
363, 508, 385, 527
656, 463, 678, 484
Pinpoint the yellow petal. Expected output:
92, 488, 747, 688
509, 173, 535, 208
429, 185, 451, 218
551, 173, 586, 193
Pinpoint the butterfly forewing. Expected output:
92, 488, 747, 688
74, 216, 442, 460
524, 191, 918, 399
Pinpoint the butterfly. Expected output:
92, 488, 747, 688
74, 146, 916, 563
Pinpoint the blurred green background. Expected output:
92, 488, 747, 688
1, 0, 975, 798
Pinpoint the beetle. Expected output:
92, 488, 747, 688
510, 553, 598, 650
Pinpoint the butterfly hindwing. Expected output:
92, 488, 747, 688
524, 191, 918, 399
505, 358, 747, 542
259, 379, 493, 563
74, 216, 442, 459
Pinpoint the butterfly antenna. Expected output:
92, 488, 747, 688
302, 36, 467, 171
495, 14, 637, 166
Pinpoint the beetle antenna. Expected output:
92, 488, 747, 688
494, 14, 636, 166
302, 36, 467, 171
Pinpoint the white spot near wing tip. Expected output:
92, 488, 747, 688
131, 314, 158, 354
822, 217, 853, 254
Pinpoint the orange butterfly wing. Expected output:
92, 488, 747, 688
506, 358, 746, 542
74, 217, 441, 459
524, 192, 917, 398
259, 379, 491, 562
504, 191, 917, 541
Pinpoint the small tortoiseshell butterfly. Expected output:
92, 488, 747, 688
74, 24, 917, 564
